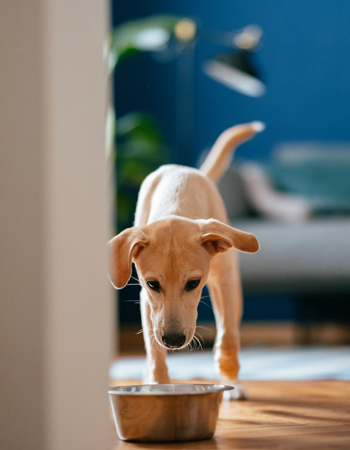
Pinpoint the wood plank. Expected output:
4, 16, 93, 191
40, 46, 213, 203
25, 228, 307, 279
111, 380, 350, 449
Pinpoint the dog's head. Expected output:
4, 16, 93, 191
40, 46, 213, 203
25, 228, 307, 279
109, 216, 259, 350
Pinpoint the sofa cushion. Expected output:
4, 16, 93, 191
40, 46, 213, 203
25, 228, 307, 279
216, 167, 252, 218
233, 218, 350, 293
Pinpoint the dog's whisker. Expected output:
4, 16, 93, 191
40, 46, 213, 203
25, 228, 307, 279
193, 335, 203, 351
122, 299, 140, 303
136, 328, 144, 335
192, 339, 197, 352
149, 332, 167, 353
196, 325, 211, 332
195, 333, 204, 350
195, 331, 205, 343
200, 294, 211, 299
130, 275, 140, 283
151, 335, 163, 352
191, 338, 198, 352
196, 331, 204, 342
126, 283, 142, 286
154, 340, 162, 352
199, 300, 213, 310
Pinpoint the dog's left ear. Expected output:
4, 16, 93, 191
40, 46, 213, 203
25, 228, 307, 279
108, 226, 149, 289
199, 219, 259, 254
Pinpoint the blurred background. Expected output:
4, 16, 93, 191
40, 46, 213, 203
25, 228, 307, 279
110, 0, 350, 352
2, 2, 349, 447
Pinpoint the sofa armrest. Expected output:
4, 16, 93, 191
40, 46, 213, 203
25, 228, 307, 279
217, 167, 252, 218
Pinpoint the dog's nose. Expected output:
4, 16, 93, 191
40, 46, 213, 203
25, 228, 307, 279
162, 334, 186, 348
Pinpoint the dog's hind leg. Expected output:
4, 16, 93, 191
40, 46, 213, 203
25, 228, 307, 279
140, 288, 170, 384
207, 250, 248, 400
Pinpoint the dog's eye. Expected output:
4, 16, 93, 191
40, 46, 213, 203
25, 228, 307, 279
185, 279, 201, 291
147, 280, 160, 292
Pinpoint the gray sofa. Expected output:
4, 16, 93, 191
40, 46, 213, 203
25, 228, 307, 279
218, 158, 350, 295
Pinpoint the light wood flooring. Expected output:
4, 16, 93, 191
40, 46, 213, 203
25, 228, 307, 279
111, 379, 350, 449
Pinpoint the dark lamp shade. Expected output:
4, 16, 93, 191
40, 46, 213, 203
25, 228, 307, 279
203, 50, 266, 97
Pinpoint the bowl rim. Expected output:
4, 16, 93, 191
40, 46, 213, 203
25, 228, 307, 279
108, 383, 234, 396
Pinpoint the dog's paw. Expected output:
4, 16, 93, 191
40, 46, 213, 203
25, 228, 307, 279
223, 383, 249, 401
214, 340, 242, 382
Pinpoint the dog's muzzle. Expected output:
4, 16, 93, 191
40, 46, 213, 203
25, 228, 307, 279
162, 333, 186, 349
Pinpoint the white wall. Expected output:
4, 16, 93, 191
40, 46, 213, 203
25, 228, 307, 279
0, 1, 113, 449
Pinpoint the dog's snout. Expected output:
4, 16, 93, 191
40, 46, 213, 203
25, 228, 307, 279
162, 333, 186, 348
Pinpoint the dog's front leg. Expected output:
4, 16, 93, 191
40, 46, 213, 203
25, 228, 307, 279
140, 288, 170, 384
208, 251, 248, 400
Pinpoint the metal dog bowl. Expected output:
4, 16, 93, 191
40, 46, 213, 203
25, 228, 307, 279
109, 383, 234, 442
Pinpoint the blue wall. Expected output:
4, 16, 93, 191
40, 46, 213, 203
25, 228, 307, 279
112, 0, 350, 164
112, 0, 350, 324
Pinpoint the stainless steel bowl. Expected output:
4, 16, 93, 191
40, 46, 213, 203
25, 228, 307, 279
109, 383, 234, 442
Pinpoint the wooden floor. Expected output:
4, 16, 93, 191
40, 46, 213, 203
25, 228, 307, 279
111, 379, 350, 449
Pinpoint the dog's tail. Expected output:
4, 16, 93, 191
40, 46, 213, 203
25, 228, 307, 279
199, 121, 265, 183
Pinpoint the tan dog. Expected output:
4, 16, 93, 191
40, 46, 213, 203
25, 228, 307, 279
109, 122, 263, 399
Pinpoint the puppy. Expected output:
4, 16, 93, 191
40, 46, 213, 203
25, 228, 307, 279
109, 122, 263, 399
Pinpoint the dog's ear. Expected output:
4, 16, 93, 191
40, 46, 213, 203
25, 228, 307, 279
199, 219, 259, 255
108, 227, 149, 289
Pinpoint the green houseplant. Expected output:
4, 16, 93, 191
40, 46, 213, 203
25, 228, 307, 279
106, 14, 197, 231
